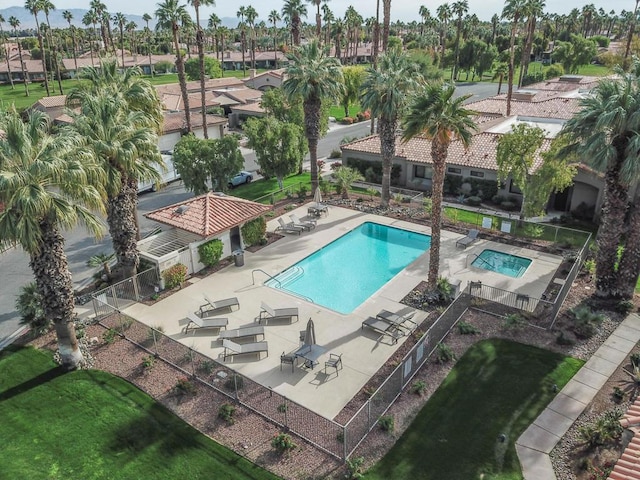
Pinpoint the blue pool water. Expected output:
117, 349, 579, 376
266, 222, 431, 314
471, 249, 532, 278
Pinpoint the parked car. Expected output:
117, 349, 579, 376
137, 153, 181, 193
228, 171, 253, 188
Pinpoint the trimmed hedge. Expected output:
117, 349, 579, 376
345, 157, 401, 185
198, 239, 224, 267
241, 217, 267, 246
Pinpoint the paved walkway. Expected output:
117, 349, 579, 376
516, 313, 640, 479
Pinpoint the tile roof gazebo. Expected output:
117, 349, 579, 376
139, 192, 271, 275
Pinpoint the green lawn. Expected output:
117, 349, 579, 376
329, 104, 361, 121
0, 346, 280, 480
363, 339, 583, 480
229, 172, 312, 204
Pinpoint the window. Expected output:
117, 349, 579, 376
447, 167, 462, 175
414, 165, 432, 179
470, 170, 485, 178
509, 180, 523, 194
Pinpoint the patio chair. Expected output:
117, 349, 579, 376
258, 301, 299, 324
184, 311, 228, 334
280, 352, 296, 372
275, 217, 304, 235
361, 316, 404, 344
199, 295, 239, 316
376, 309, 417, 332
456, 229, 479, 249
219, 325, 265, 341
289, 214, 316, 231
324, 353, 343, 377
308, 204, 329, 218
223, 339, 269, 361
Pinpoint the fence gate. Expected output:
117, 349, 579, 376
91, 267, 160, 318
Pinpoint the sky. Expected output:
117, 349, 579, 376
12, 0, 636, 23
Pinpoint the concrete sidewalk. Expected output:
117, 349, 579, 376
516, 313, 640, 479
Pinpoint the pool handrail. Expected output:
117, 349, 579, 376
252, 268, 315, 304
468, 253, 495, 271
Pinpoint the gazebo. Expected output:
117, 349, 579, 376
138, 192, 271, 275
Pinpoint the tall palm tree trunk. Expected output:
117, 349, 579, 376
1, 25, 15, 89
304, 95, 322, 194
16, 37, 29, 96
616, 184, 640, 299
382, 0, 391, 51
195, 7, 208, 139
428, 143, 447, 290
595, 159, 629, 298
507, 19, 518, 116
107, 180, 140, 279
173, 27, 191, 132
30, 221, 82, 368
33, 16, 50, 96
378, 117, 395, 207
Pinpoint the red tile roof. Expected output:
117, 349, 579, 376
466, 96, 583, 119
145, 192, 271, 238
609, 396, 640, 480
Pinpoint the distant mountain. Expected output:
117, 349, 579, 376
1, 6, 240, 30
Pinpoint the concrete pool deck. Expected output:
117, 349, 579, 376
123, 205, 562, 420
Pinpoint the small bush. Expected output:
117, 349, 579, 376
492, 194, 506, 204
378, 415, 395, 432
613, 386, 625, 402
457, 321, 481, 335
524, 224, 544, 239
556, 330, 576, 346
346, 456, 365, 479
316, 160, 325, 171
277, 403, 288, 413
571, 305, 605, 339
174, 377, 197, 396
631, 353, 640, 369
436, 277, 455, 304
142, 355, 156, 369
198, 239, 223, 267
410, 380, 427, 396
241, 216, 267, 247
545, 64, 564, 79
330, 161, 343, 171
224, 374, 244, 391
162, 263, 188, 289
579, 409, 624, 448
501, 201, 517, 211
197, 360, 216, 375
328, 149, 342, 159
102, 328, 119, 344
435, 342, 455, 364
341, 117, 354, 125
582, 258, 595, 274
218, 403, 236, 424
503, 313, 527, 330
16, 282, 50, 336
297, 184, 308, 199
616, 300, 634, 315
466, 196, 482, 206
271, 433, 296, 454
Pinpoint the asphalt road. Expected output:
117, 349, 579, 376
0, 81, 502, 346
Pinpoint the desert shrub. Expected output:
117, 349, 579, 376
224, 373, 244, 391
503, 313, 527, 330
218, 403, 236, 424
174, 377, 197, 396
330, 161, 343, 171
102, 328, 119, 344
524, 224, 544, 238
556, 330, 576, 345
297, 184, 308, 199
579, 409, 624, 448
435, 342, 455, 363
16, 282, 50, 336
378, 415, 395, 432
583, 258, 595, 274
197, 360, 215, 375
571, 305, 605, 338
423, 196, 433, 214
466, 196, 482, 206
631, 353, 640, 368
271, 433, 296, 453
458, 321, 481, 335
342, 117, 354, 125
346, 456, 365, 479
616, 300, 634, 315
613, 386, 625, 402
444, 174, 464, 195
348, 158, 401, 185
241, 216, 267, 246
328, 149, 342, 159
142, 355, 156, 369
277, 403, 288, 413
436, 276, 455, 304
162, 263, 188, 289
591, 35, 610, 47
410, 380, 427, 395
319, 180, 332, 195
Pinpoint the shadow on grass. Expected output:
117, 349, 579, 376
0, 365, 67, 402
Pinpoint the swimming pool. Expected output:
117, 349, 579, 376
471, 249, 532, 278
266, 222, 431, 314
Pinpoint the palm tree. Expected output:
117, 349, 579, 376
361, 49, 421, 207
268, 10, 281, 66
0, 109, 104, 368
436, 3, 451, 66
39, 0, 64, 95
402, 83, 477, 290
308, 0, 323, 40
89, 0, 108, 52
492, 62, 509, 94
519, 0, 545, 86
334, 166, 364, 199
156, 0, 192, 134
624, 0, 640, 66
561, 73, 640, 298
322, 3, 334, 47
283, 41, 343, 194
113, 12, 127, 67
126, 21, 138, 61
24, 0, 50, 96
282, 0, 307, 46
237, 7, 248, 76
245, 5, 258, 70
382, 0, 391, 51
62, 10, 78, 75
0, 15, 15, 90
451, 0, 468, 81
418, 5, 430, 35
208, 12, 220, 60
502, 0, 525, 116
188, 0, 216, 140
142, 13, 153, 75
9, 16, 28, 96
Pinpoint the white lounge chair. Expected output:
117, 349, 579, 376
456, 229, 479, 249
200, 295, 239, 316
258, 301, 299, 324
275, 217, 304, 235
184, 311, 228, 334
289, 214, 316, 231
223, 339, 269, 361
219, 325, 265, 340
